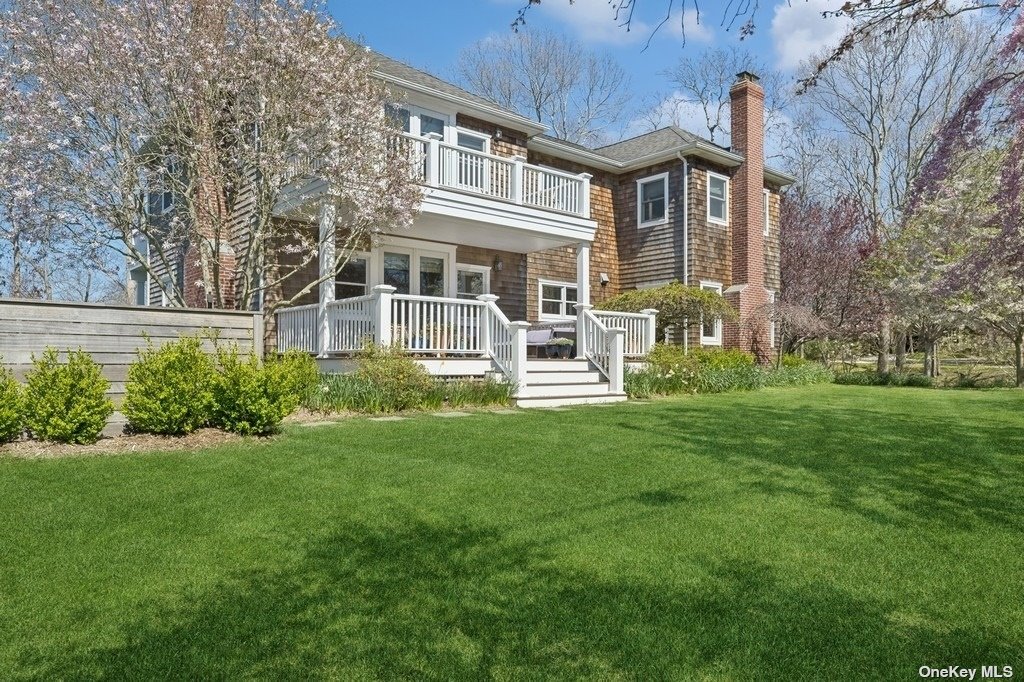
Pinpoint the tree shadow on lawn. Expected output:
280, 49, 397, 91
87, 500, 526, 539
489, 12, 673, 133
30, 517, 1015, 680
612, 398, 1024, 533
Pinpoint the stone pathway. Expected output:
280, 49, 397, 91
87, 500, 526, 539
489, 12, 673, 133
432, 412, 473, 418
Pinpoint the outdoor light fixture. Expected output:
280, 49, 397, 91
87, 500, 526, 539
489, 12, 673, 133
494, 255, 504, 271
599, 272, 610, 286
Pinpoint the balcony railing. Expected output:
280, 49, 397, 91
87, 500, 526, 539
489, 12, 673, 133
286, 134, 592, 219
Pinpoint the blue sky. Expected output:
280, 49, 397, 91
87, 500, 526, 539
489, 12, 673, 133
328, 0, 849, 138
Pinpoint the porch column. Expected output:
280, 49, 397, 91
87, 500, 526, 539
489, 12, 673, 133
575, 241, 591, 306
317, 202, 337, 358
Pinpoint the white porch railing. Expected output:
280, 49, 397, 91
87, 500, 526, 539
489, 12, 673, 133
593, 310, 659, 357
275, 288, 655, 396
276, 303, 319, 354
391, 294, 487, 354
326, 294, 376, 352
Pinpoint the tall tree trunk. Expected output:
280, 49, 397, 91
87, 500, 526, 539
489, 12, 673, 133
1015, 332, 1023, 388
895, 330, 907, 372
876, 317, 891, 373
923, 341, 933, 377
933, 338, 940, 377
10, 231, 22, 297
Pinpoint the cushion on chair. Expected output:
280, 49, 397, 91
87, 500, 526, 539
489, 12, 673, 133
525, 328, 554, 346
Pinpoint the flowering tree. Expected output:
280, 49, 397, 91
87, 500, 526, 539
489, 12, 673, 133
0, 0, 420, 312
779, 192, 876, 338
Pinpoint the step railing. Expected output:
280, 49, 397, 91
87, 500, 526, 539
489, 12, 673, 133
579, 306, 625, 394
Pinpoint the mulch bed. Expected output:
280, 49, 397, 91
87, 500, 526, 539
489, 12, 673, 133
0, 428, 250, 460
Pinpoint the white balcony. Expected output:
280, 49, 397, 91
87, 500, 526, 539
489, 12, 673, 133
279, 134, 596, 252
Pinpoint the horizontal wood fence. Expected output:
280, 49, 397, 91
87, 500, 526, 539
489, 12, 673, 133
0, 298, 263, 409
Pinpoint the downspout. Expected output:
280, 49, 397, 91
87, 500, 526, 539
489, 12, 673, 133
679, 153, 689, 353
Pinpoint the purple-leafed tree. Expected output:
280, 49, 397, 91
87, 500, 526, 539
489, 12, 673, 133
779, 192, 877, 352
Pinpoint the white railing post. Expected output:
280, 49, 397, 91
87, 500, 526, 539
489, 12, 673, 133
609, 327, 625, 394
373, 285, 396, 347
509, 321, 531, 393
477, 294, 498, 357
574, 303, 593, 358
640, 308, 659, 353
579, 173, 592, 218
511, 155, 525, 205
424, 133, 442, 187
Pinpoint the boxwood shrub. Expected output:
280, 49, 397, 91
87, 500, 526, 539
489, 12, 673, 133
212, 345, 317, 436
0, 362, 23, 443
123, 336, 217, 435
24, 348, 113, 444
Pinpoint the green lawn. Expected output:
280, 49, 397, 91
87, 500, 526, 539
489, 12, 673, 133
2, 386, 1022, 680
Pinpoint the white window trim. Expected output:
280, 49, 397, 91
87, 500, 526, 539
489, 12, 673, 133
455, 129, 491, 154
636, 172, 669, 228
456, 263, 492, 299
766, 289, 777, 348
707, 171, 729, 226
398, 104, 455, 143
763, 189, 771, 236
538, 278, 579, 321
335, 250, 372, 299
373, 236, 458, 297
700, 280, 723, 346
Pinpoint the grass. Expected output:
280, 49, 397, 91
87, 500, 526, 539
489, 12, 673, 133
1, 385, 1022, 679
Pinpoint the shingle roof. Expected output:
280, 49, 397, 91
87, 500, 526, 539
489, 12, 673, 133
370, 51, 514, 117
595, 126, 728, 162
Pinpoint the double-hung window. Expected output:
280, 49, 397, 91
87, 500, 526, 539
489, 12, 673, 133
707, 172, 728, 225
700, 281, 723, 346
637, 173, 668, 228
763, 189, 771, 236
335, 253, 370, 300
539, 280, 578, 320
766, 290, 777, 348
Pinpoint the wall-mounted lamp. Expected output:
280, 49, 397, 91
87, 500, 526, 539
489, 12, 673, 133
494, 255, 504, 272
495, 129, 503, 140
599, 272, 610, 286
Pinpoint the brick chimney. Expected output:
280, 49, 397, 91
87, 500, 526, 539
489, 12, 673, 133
723, 71, 769, 358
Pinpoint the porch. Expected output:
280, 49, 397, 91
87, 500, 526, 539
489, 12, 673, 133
276, 288, 657, 407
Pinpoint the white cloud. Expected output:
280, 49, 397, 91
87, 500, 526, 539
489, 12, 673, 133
770, 0, 851, 71
535, 0, 651, 46
675, 8, 716, 43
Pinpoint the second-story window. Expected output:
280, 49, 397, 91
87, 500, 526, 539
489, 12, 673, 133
637, 173, 668, 228
387, 105, 449, 139
708, 172, 728, 225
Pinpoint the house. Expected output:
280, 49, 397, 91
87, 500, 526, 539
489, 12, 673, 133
132, 52, 794, 407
